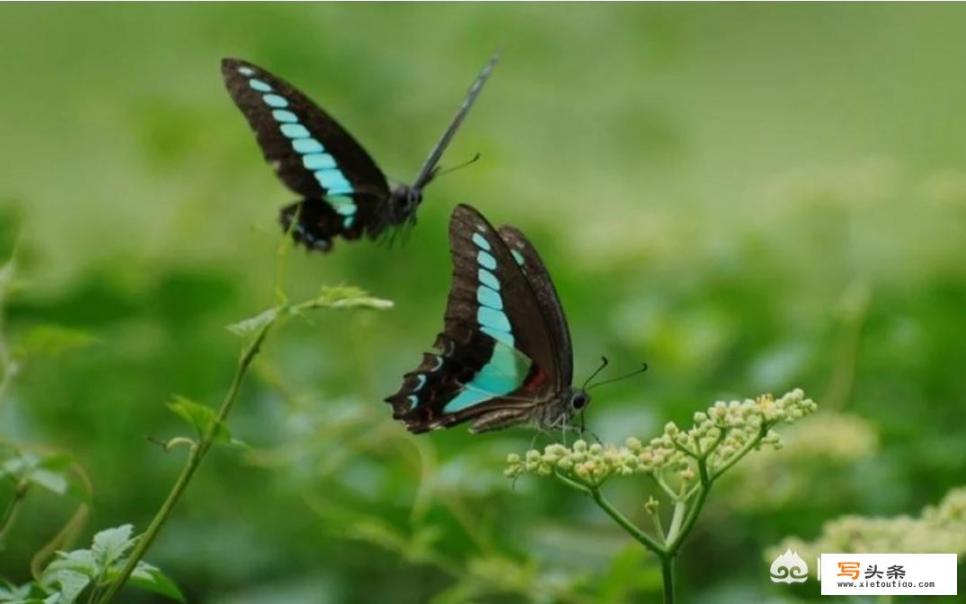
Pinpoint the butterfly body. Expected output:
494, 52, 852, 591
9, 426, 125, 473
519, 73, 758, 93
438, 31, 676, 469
222, 56, 495, 252
278, 184, 419, 251
462, 386, 589, 434
386, 204, 588, 434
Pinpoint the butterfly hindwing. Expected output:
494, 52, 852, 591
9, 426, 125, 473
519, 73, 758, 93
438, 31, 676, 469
278, 200, 366, 252
386, 205, 567, 432
497, 225, 573, 389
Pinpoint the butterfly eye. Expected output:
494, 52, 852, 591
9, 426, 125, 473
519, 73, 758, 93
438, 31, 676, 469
571, 393, 589, 410
396, 193, 415, 212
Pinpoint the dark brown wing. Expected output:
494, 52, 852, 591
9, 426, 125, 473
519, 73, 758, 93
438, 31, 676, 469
221, 58, 390, 200
385, 204, 564, 433
497, 225, 573, 389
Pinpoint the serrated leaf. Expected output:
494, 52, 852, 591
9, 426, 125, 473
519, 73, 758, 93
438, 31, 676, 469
0, 581, 36, 602
129, 562, 185, 602
91, 525, 135, 569
41, 570, 88, 604
0, 454, 76, 499
167, 396, 230, 444
44, 550, 97, 579
226, 307, 278, 337
14, 325, 96, 360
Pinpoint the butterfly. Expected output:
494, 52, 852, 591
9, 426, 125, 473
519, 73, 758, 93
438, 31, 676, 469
385, 204, 590, 434
221, 55, 497, 252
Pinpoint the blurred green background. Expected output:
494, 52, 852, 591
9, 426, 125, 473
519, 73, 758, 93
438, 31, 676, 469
2, 3, 965, 603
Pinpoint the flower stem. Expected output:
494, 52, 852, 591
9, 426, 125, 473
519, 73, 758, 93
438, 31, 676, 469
661, 555, 675, 604
0, 481, 28, 541
588, 487, 666, 556
665, 499, 686, 544
95, 320, 274, 604
711, 423, 768, 479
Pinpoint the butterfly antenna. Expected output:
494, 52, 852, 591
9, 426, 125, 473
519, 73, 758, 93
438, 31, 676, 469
587, 362, 649, 391
412, 53, 499, 191
429, 152, 482, 183
581, 356, 610, 390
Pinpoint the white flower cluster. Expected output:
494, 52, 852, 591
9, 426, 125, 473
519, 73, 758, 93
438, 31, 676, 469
506, 389, 816, 487
771, 486, 966, 562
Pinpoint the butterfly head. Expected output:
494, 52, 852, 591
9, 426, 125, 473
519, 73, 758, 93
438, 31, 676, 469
568, 388, 591, 415
533, 387, 591, 433
387, 185, 423, 225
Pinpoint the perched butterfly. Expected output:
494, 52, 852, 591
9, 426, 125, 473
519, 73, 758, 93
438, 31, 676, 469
385, 204, 589, 434
221, 55, 497, 252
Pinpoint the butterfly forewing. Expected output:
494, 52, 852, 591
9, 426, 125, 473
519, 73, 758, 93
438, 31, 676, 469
386, 204, 567, 432
412, 54, 499, 191
221, 58, 390, 201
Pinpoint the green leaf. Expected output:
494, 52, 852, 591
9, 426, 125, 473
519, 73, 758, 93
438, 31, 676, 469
14, 325, 96, 360
166, 396, 230, 444
0, 580, 40, 603
1, 453, 74, 497
129, 562, 185, 602
44, 550, 97, 579
26, 469, 67, 495
0, 456, 26, 479
91, 524, 136, 569
226, 307, 278, 337
40, 570, 88, 604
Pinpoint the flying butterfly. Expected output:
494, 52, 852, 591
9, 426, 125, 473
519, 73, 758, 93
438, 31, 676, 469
385, 204, 645, 434
221, 55, 497, 252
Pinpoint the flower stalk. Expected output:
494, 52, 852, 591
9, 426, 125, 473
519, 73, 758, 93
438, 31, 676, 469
506, 389, 817, 604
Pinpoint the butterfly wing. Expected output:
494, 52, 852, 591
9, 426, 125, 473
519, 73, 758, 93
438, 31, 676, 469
411, 54, 498, 191
385, 204, 567, 433
222, 58, 393, 249
496, 224, 573, 390
222, 58, 390, 199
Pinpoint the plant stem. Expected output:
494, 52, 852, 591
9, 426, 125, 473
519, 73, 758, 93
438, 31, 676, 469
665, 499, 686, 544
95, 320, 274, 604
554, 471, 666, 556
0, 481, 28, 541
661, 555, 675, 604
710, 423, 768, 480
588, 487, 666, 556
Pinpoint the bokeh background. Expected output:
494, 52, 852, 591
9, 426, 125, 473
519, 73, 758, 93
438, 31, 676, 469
2, 3, 965, 603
